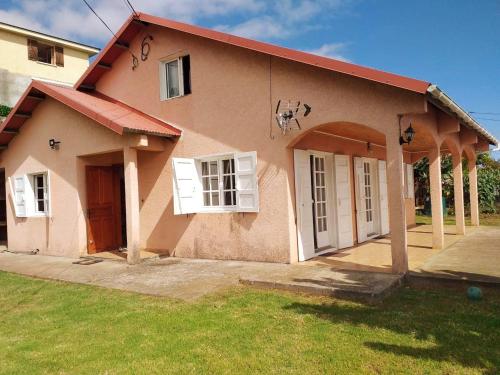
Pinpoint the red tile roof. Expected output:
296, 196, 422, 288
0, 81, 181, 148
76, 13, 431, 94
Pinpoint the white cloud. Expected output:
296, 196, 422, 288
215, 0, 346, 40
0, 0, 350, 58
216, 16, 292, 39
307, 43, 351, 62
0, 0, 265, 44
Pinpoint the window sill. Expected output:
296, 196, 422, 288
197, 207, 238, 214
24, 213, 51, 218
36, 61, 57, 67
160, 93, 190, 102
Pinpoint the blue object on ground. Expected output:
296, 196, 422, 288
467, 286, 482, 300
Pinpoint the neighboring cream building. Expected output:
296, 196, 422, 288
0, 21, 99, 107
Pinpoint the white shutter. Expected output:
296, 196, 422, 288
10, 176, 27, 217
172, 158, 200, 215
334, 155, 354, 249
354, 157, 367, 243
406, 163, 415, 199
378, 160, 390, 235
294, 149, 315, 261
234, 151, 259, 212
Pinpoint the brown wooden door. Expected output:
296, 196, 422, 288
86, 166, 122, 253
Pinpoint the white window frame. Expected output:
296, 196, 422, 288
32, 173, 49, 216
172, 151, 258, 215
9, 171, 51, 218
160, 56, 185, 101
198, 154, 237, 212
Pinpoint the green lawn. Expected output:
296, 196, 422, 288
416, 213, 500, 226
0, 272, 499, 374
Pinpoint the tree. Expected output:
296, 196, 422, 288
413, 152, 500, 214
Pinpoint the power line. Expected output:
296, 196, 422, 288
82, 0, 118, 39
123, 0, 139, 17
475, 117, 500, 122
469, 111, 500, 116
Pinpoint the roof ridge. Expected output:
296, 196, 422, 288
75, 12, 430, 93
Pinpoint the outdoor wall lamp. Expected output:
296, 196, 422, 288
398, 115, 415, 145
49, 138, 61, 150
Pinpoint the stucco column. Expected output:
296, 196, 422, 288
452, 153, 466, 235
429, 147, 444, 249
124, 146, 141, 264
468, 159, 480, 226
386, 129, 408, 274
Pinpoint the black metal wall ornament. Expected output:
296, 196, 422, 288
141, 35, 153, 61
131, 53, 139, 70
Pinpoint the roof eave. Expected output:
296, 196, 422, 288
427, 85, 499, 147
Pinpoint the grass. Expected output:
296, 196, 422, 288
416, 213, 500, 226
0, 272, 499, 374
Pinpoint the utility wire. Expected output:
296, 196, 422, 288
474, 117, 500, 122
469, 112, 500, 116
82, 0, 118, 40
81, 0, 139, 69
123, 0, 139, 17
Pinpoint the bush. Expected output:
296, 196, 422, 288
0, 104, 12, 117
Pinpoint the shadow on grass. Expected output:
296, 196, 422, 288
284, 288, 500, 371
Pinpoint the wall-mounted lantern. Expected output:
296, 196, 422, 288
398, 115, 415, 145
49, 138, 61, 150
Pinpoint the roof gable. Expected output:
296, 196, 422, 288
0, 81, 181, 150
75, 13, 430, 93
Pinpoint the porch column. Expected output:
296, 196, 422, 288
386, 128, 408, 274
124, 146, 141, 264
468, 158, 480, 226
429, 147, 445, 249
452, 153, 466, 235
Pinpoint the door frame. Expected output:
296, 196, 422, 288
354, 157, 382, 243
295, 149, 341, 261
85, 165, 125, 254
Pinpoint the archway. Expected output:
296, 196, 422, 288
288, 121, 406, 272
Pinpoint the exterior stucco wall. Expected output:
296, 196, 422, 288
0, 29, 92, 106
94, 25, 424, 263
1, 98, 127, 257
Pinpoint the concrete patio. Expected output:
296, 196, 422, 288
307, 224, 476, 273
0, 251, 401, 301
0, 224, 497, 301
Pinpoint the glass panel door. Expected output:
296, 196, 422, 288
312, 155, 329, 249
363, 161, 375, 235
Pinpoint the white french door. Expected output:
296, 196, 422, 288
295, 150, 354, 261
363, 161, 375, 236
311, 155, 330, 249
354, 157, 380, 243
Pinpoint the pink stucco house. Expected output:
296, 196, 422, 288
0, 13, 497, 273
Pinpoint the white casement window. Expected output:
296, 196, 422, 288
201, 158, 237, 208
172, 152, 258, 214
9, 172, 50, 217
159, 55, 191, 100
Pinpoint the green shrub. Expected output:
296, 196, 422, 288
0, 104, 12, 117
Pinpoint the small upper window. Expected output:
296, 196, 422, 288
28, 39, 64, 66
160, 55, 191, 100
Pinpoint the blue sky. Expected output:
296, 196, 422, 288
1, 0, 498, 157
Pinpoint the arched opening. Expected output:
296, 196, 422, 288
289, 121, 404, 271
